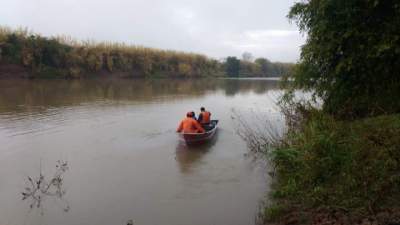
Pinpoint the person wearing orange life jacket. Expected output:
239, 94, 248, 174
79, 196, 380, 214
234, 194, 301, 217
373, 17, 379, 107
176, 112, 205, 133
197, 107, 211, 125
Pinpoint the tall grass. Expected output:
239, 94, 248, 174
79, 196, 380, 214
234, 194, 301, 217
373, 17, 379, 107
234, 96, 400, 224
0, 26, 221, 78
262, 109, 400, 224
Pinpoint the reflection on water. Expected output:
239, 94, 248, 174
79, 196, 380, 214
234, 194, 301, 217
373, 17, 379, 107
175, 131, 219, 174
22, 160, 70, 216
0, 79, 279, 113
0, 78, 279, 225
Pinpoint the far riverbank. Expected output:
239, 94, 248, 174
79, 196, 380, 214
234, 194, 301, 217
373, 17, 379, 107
0, 26, 293, 79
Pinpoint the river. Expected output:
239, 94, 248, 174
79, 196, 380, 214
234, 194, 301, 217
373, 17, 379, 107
0, 78, 282, 225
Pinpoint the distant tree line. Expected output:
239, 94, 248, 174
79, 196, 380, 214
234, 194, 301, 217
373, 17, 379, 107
223, 54, 294, 78
0, 27, 293, 78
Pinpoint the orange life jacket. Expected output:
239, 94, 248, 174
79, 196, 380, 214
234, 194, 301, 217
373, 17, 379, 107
200, 111, 211, 124
177, 117, 205, 133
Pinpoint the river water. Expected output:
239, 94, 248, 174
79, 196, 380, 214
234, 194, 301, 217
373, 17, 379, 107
0, 78, 282, 225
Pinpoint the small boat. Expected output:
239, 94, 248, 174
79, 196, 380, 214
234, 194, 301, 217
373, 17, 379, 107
179, 120, 219, 145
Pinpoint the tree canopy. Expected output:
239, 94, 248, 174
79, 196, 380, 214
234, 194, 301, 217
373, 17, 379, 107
288, 0, 400, 118
225, 56, 240, 77
224, 56, 293, 77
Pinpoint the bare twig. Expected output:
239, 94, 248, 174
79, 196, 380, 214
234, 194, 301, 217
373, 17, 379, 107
22, 160, 70, 214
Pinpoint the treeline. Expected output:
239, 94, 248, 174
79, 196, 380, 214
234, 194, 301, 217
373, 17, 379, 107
0, 27, 221, 78
0, 27, 293, 79
223, 56, 293, 78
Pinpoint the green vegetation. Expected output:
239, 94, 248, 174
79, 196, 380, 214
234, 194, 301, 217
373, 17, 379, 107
225, 56, 240, 77
223, 55, 293, 78
0, 27, 221, 78
240, 58, 293, 78
267, 112, 400, 220
0, 27, 293, 79
286, 0, 400, 119
257, 0, 400, 224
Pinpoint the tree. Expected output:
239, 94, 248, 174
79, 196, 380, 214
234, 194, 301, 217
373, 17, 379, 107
255, 58, 270, 76
239, 60, 258, 77
225, 56, 240, 77
288, 0, 400, 118
241, 52, 253, 62
178, 63, 192, 77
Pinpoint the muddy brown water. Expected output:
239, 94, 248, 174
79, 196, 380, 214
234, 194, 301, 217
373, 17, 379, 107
0, 78, 282, 225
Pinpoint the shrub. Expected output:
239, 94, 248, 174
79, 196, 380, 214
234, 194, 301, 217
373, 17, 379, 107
272, 111, 400, 212
288, 0, 400, 119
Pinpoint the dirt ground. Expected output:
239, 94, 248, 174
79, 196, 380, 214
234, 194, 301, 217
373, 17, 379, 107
0, 63, 31, 78
268, 208, 400, 225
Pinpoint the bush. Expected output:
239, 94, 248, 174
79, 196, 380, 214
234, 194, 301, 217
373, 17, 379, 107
263, 204, 287, 222
272, 111, 400, 212
288, 0, 400, 119
2, 33, 23, 63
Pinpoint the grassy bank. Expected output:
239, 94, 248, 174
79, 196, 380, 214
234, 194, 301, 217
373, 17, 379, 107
0, 27, 294, 79
0, 27, 222, 79
256, 0, 400, 224
263, 111, 400, 224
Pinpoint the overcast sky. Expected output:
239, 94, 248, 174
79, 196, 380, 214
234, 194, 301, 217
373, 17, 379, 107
1, 0, 305, 62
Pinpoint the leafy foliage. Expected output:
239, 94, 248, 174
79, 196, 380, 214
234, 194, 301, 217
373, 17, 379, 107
225, 56, 240, 77
288, 0, 400, 118
0, 27, 221, 78
224, 56, 294, 77
0, 27, 294, 78
272, 112, 400, 212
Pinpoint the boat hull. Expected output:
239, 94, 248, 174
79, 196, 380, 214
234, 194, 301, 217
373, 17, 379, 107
179, 120, 218, 145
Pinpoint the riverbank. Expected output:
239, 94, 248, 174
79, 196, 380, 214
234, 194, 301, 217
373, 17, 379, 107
0, 62, 197, 79
0, 63, 30, 78
0, 27, 222, 79
263, 112, 400, 225
0, 27, 294, 79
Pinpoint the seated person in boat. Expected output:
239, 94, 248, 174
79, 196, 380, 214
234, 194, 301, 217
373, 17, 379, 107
197, 107, 212, 129
176, 112, 205, 133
